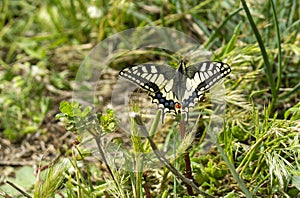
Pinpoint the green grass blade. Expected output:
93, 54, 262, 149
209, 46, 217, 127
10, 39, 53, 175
223, 21, 242, 55
279, 82, 300, 101
0, 0, 9, 30
270, 0, 282, 94
288, 0, 297, 27
285, 19, 300, 34
240, 0, 276, 104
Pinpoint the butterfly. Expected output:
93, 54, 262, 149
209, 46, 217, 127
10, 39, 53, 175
119, 60, 231, 122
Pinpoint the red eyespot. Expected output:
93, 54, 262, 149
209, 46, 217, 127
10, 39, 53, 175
175, 103, 181, 109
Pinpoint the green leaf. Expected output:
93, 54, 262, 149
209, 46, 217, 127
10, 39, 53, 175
15, 166, 36, 188
59, 101, 74, 115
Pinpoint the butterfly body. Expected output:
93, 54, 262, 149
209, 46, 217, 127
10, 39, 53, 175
119, 61, 231, 122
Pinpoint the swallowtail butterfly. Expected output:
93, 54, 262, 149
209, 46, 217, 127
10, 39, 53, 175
119, 61, 231, 122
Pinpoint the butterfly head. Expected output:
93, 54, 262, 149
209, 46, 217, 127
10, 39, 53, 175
177, 60, 188, 75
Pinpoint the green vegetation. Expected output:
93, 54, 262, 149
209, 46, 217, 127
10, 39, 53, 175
0, 0, 299, 197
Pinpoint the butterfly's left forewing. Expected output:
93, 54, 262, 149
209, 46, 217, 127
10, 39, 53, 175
119, 64, 180, 117
119, 64, 175, 91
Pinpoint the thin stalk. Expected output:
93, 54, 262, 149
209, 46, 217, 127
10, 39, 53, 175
179, 118, 194, 195
85, 124, 117, 185
94, 135, 116, 183
131, 115, 144, 198
184, 152, 193, 195
143, 173, 151, 198
87, 125, 117, 184
6, 180, 32, 198
135, 156, 142, 198
73, 150, 83, 198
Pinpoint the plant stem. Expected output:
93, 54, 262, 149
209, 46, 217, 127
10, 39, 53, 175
94, 134, 116, 183
184, 152, 194, 195
85, 126, 117, 185
143, 173, 151, 198
179, 119, 194, 196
